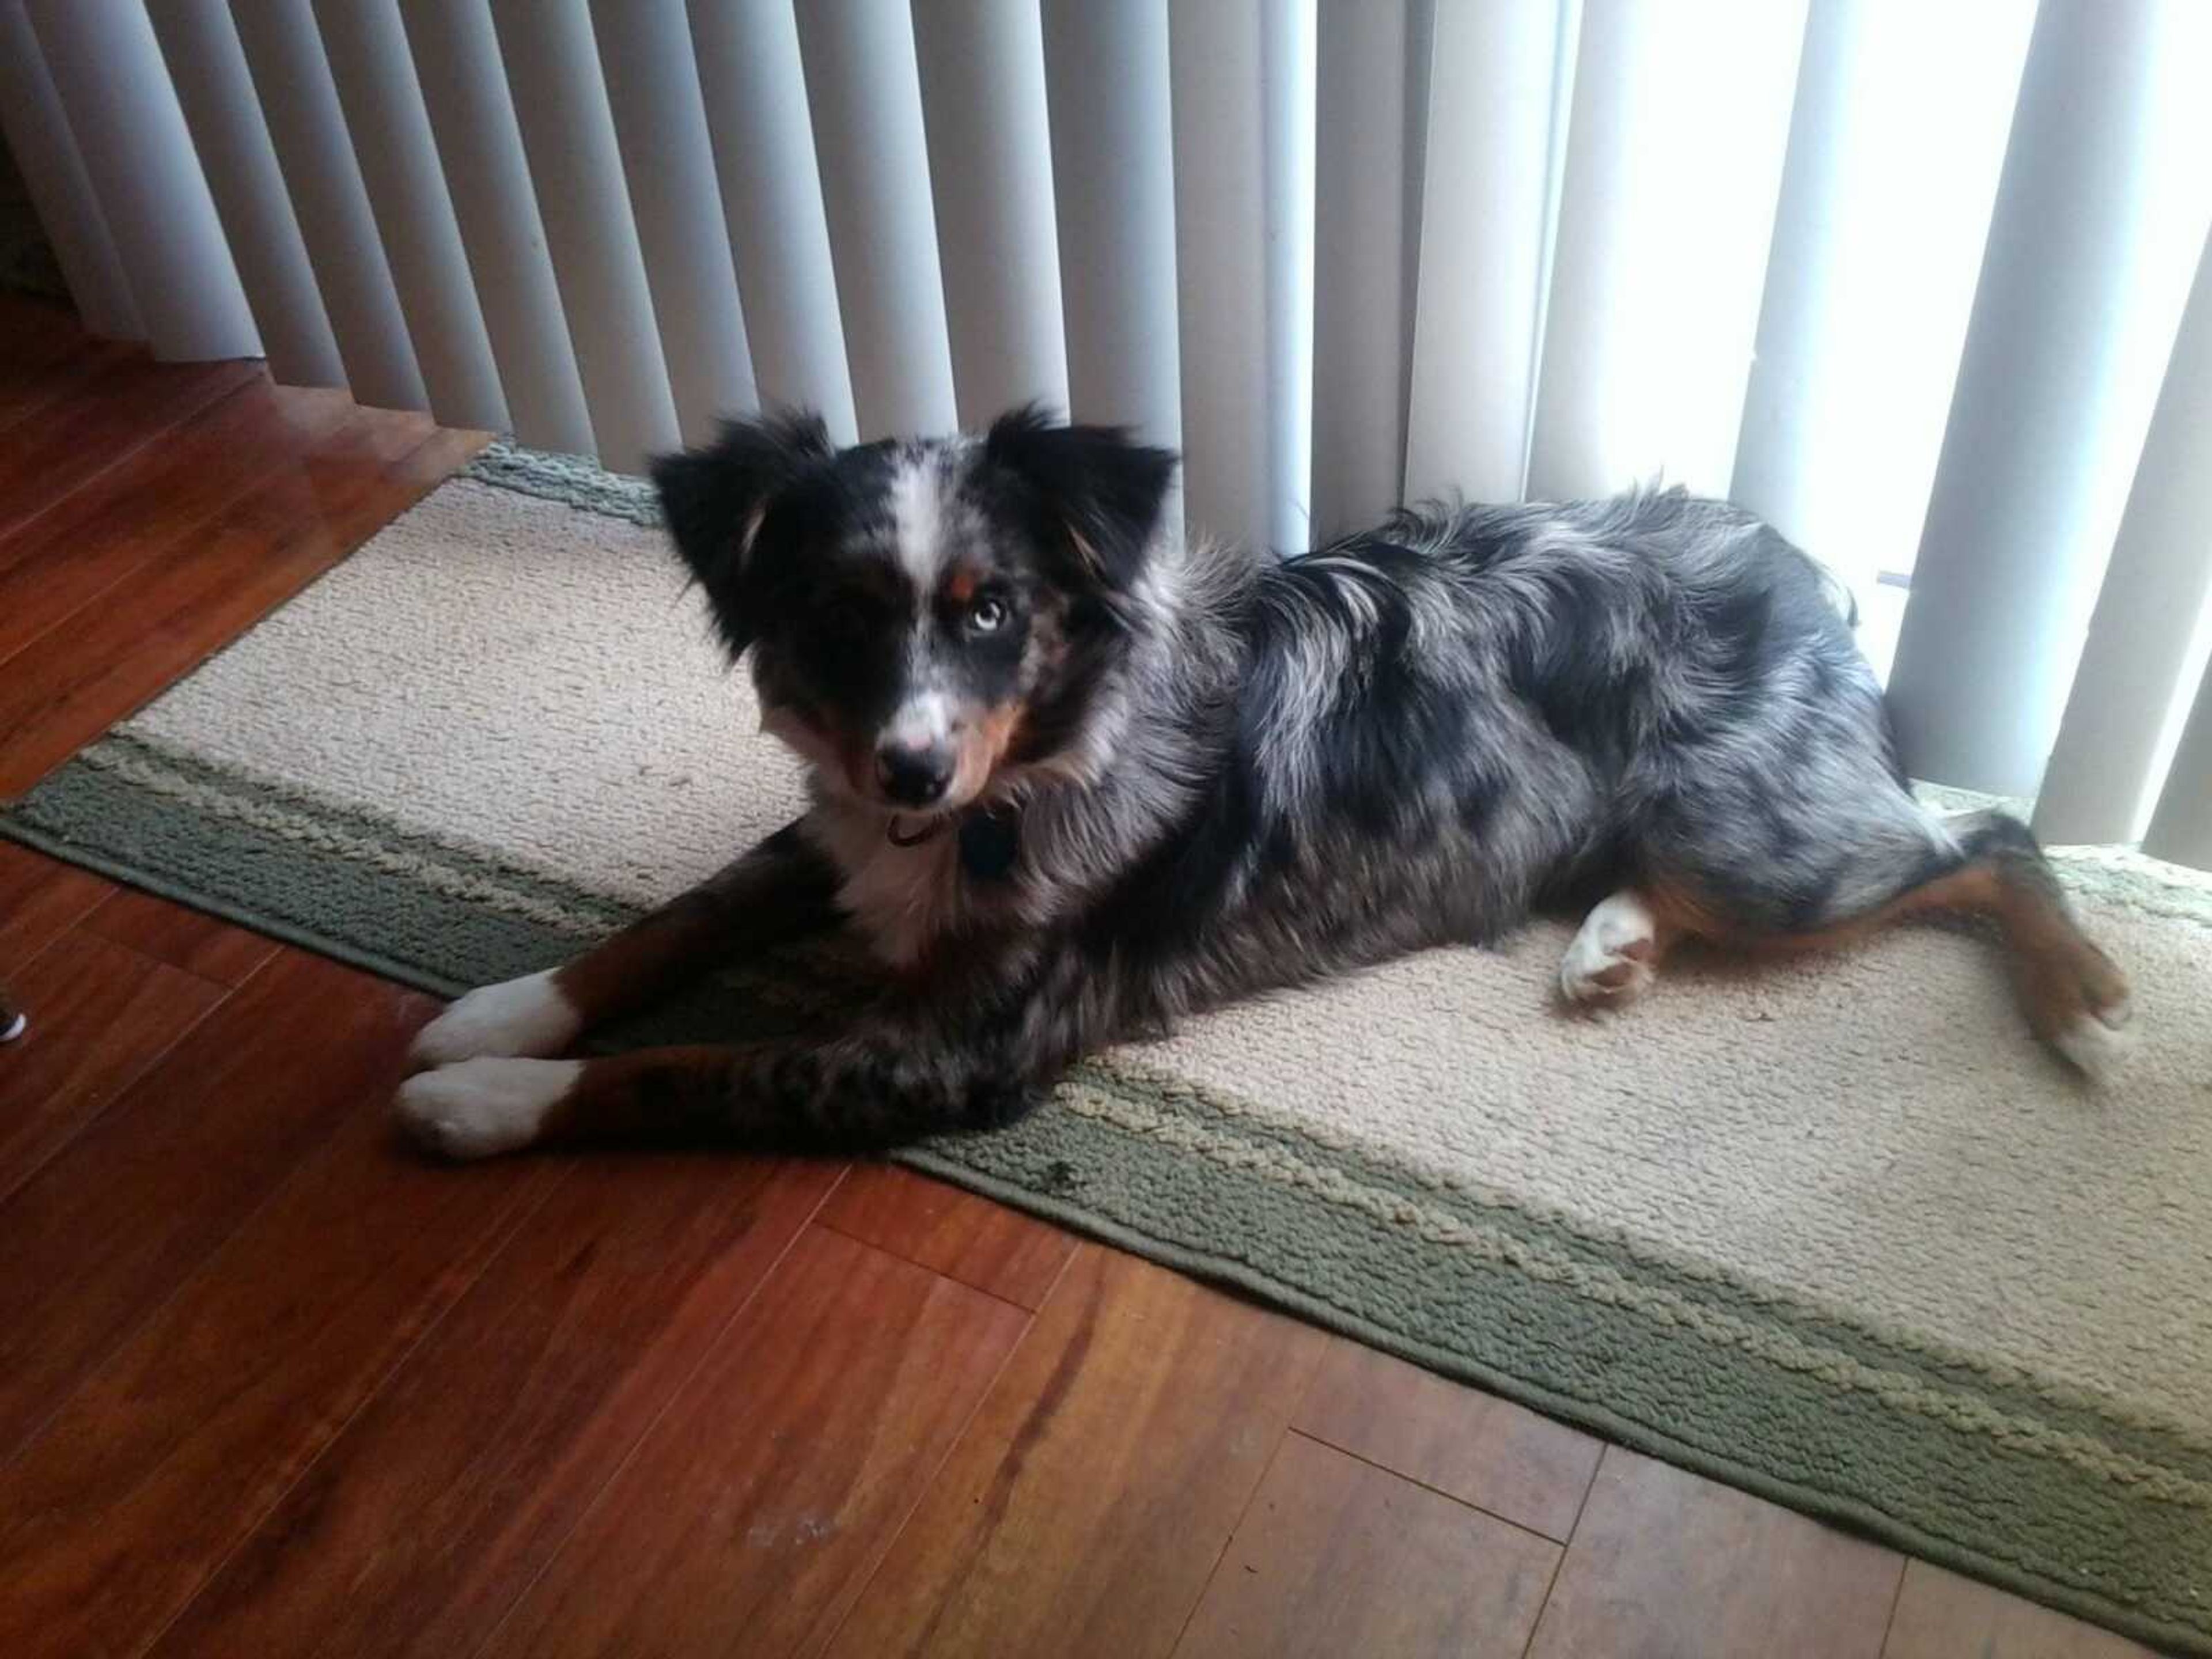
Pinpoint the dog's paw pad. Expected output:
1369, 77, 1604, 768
1560, 894, 1659, 1008
1559, 938, 1656, 1006
410, 970, 579, 1069
395, 1058, 579, 1159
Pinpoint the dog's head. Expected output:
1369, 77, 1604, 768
652, 405, 1177, 818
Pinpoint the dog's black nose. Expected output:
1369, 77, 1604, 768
877, 741, 953, 806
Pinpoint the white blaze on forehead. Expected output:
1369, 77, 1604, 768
888, 452, 949, 594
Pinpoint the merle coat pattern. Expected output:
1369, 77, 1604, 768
396, 408, 2132, 1157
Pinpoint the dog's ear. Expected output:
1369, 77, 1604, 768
984, 404, 1178, 592
650, 411, 833, 652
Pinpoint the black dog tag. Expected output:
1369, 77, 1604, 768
958, 807, 1020, 882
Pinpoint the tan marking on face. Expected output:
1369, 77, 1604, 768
944, 566, 980, 607
948, 699, 1026, 804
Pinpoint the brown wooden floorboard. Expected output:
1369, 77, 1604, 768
0, 927, 226, 1203
0, 949, 438, 1461
821, 1247, 1331, 1659
0, 350, 257, 544
0, 1086, 553, 1659
816, 1159, 1079, 1310
78, 884, 283, 987
0, 836, 112, 964
476, 1224, 1029, 1659
1292, 1334, 1604, 1543
1524, 1448, 1906, 1659
1171, 1431, 1560, 1659
146, 1157, 843, 1659
0, 303, 127, 431
1882, 1560, 2163, 1658
0, 375, 361, 664
0, 304, 2162, 1659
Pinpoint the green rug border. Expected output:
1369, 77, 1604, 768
5, 450, 2207, 1653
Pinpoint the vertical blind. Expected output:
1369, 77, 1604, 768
4, 0, 2211, 868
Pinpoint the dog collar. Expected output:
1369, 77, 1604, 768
957, 806, 1021, 882
883, 805, 1022, 882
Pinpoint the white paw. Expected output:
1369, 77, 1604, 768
1560, 892, 1659, 1006
2054, 997, 2135, 1085
410, 969, 579, 1068
394, 1058, 580, 1159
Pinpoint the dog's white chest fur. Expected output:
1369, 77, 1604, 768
809, 805, 968, 968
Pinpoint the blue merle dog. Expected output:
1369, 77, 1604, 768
396, 407, 2131, 1156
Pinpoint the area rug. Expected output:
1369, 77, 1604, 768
8, 444, 2211, 1654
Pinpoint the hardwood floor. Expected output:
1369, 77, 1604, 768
0, 294, 2161, 1657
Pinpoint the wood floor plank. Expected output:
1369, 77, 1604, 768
79, 886, 280, 988
0, 412, 482, 794
1881, 1562, 2160, 1658
0, 838, 113, 965
823, 1247, 1331, 1659
819, 1161, 1077, 1309
0, 351, 257, 543
1292, 1336, 1603, 1541
1525, 1448, 1905, 1659
0, 377, 359, 664
0, 928, 226, 1203
475, 1224, 1029, 1659
0, 947, 437, 1461
0, 1069, 552, 1659
1172, 1431, 1559, 1659
0, 322, 124, 433
149, 1154, 843, 1659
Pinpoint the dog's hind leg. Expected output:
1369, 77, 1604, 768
1648, 800, 2133, 1080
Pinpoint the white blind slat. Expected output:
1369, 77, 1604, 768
1527, 0, 1808, 501
1170, 0, 1274, 547
1166, 0, 1313, 551
490, 0, 680, 474
689, 0, 856, 444
148, 0, 344, 388
2142, 663, 2212, 870
25, 0, 258, 362
1309, 0, 1430, 539
400, 0, 594, 458
589, 0, 757, 445
230, 0, 425, 410
794, 0, 958, 441
911, 0, 1069, 430
1040, 0, 1181, 450
2036, 225, 2212, 847
0, 0, 142, 340
1885, 0, 2212, 798
314, 0, 508, 432
1729, 0, 2032, 652
1261, 0, 1315, 553
1403, 0, 1565, 505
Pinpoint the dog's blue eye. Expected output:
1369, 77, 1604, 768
969, 597, 1008, 634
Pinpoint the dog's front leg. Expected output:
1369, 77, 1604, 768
407, 820, 840, 1070
396, 945, 1111, 1158
395, 1025, 1042, 1159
